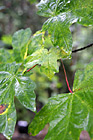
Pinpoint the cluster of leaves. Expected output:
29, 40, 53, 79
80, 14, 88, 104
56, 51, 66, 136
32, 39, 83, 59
0, 0, 93, 139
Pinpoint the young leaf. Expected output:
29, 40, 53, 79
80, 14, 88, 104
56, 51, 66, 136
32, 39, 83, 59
25, 48, 59, 78
12, 28, 32, 62
29, 62, 93, 140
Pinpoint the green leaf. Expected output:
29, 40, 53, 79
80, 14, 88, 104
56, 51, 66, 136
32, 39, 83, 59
28, 30, 44, 55
0, 102, 16, 140
28, 0, 37, 4
12, 28, 32, 49
42, 12, 74, 53
0, 49, 14, 64
37, 0, 64, 17
40, 48, 59, 78
0, 62, 36, 139
1, 35, 12, 45
25, 48, 59, 78
36, 0, 93, 58
12, 28, 32, 62
37, 0, 93, 26
69, 0, 93, 25
29, 62, 93, 140
73, 62, 93, 91
15, 76, 36, 111
0, 62, 36, 111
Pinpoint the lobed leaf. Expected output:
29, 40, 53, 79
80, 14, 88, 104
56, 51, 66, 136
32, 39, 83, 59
29, 62, 93, 140
0, 62, 36, 139
36, 0, 93, 57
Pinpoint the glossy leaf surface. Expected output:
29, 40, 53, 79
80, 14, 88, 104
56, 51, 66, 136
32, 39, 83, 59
12, 28, 32, 62
0, 62, 36, 138
15, 75, 36, 111
29, 62, 93, 140
42, 12, 73, 53
37, 0, 93, 25
37, 0, 93, 56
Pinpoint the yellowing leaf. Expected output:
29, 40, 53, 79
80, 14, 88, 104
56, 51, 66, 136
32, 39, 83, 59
0, 103, 10, 116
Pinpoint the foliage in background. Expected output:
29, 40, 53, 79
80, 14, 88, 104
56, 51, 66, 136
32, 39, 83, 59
0, 0, 46, 34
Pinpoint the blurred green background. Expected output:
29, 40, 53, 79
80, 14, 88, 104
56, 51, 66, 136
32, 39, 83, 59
0, 0, 93, 123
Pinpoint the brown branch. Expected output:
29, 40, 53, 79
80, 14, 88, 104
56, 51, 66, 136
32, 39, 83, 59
72, 43, 93, 53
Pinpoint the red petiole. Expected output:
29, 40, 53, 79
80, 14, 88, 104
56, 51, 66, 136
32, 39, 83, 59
27, 60, 73, 93
27, 64, 38, 72
61, 59, 73, 93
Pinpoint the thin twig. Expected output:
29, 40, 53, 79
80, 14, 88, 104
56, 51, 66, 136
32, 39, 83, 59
61, 59, 73, 93
72, 43, 93, 53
